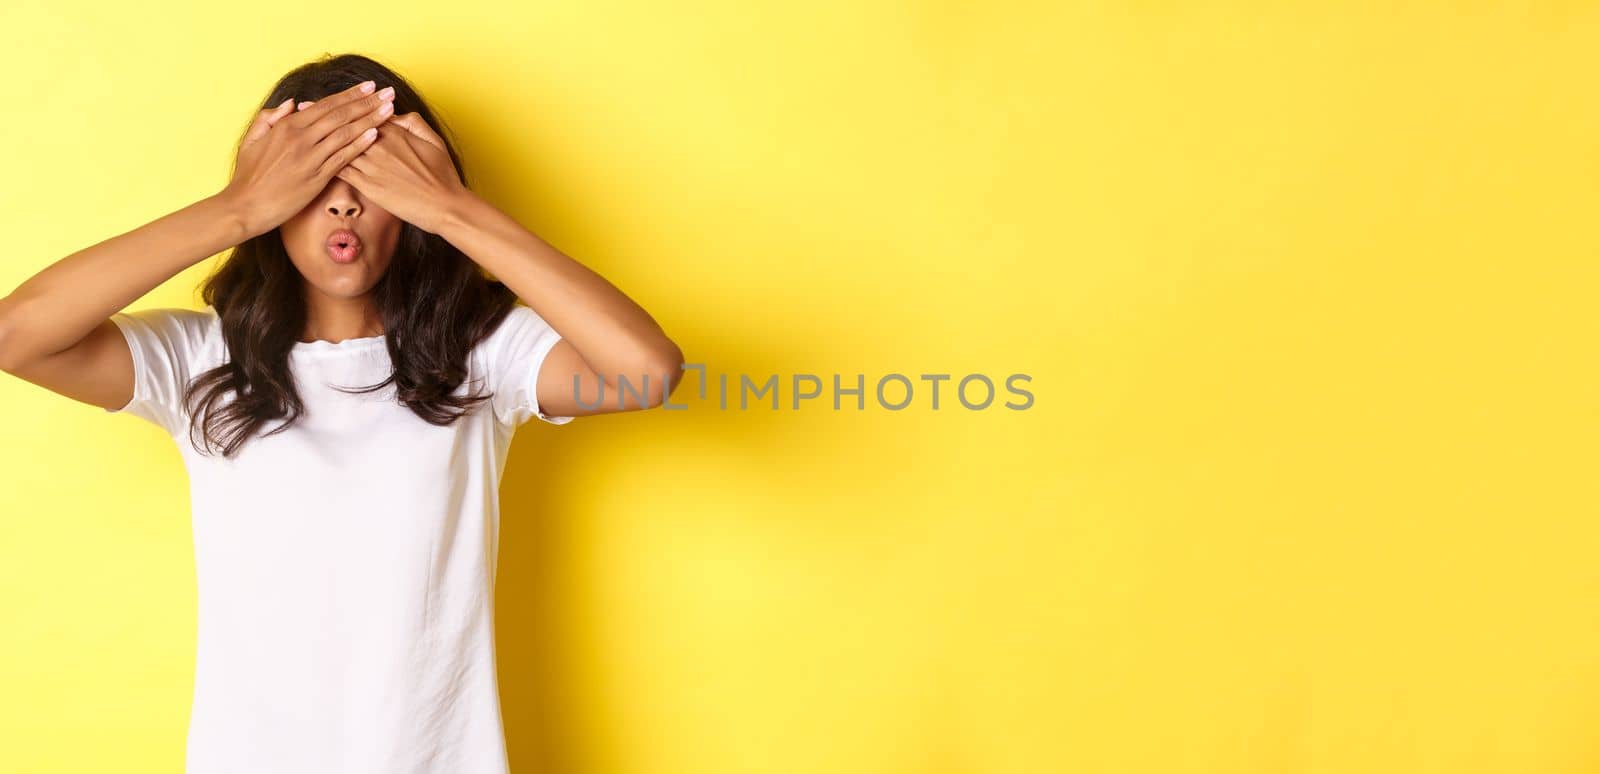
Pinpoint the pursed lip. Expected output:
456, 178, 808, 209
325, 228, 363, 250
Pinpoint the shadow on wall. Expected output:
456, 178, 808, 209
491, 316, 860, 772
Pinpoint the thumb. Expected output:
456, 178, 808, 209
386, 112, 446, 151
263, 97, 296, 127
243, 98, 295, 147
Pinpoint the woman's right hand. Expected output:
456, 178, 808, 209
220, 80, 396, 239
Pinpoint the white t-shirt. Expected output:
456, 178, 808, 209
104, 302, 573, 774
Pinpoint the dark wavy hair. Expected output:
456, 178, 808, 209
184, 52, 520, 458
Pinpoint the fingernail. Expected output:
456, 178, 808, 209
377, 86, 395, 101
297, 101, 312, 111
378, 101, 394, 117
363, 127, 377, 140
359, 80, 376, 94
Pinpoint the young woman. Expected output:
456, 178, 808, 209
0, 54, 683, 773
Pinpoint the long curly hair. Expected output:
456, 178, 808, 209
184, 52, 520, 458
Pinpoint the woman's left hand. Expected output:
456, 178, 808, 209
300, 102, 468, 233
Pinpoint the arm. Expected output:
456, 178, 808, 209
436, 190, 686, 417
0, 81, 394, 409
0, 191, 249, 409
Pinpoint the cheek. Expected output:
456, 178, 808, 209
368, 207, 400, 230
278, 212, 313, 244
375, 219, 404, 249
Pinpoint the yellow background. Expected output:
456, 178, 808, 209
3, 1, 1597, 772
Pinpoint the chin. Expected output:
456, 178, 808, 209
290, 260, 379, 295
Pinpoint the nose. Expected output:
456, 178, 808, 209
322, 179, 362, 219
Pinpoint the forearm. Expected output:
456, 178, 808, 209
0, 190, 249, 364
437, 190, 682, 382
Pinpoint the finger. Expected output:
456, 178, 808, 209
242, 98, 295, 146
286, 80, 377, 129
345, 150, 374, 174
306, 85, 395, 146
264, 99, 296, 126
318, 126, 380, 178
344, 125, 398, 173
334, 164, 370, 188
385, 112, 446, 151
312, 97, 394, 162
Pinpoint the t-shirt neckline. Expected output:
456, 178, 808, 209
291, 334, 388, 354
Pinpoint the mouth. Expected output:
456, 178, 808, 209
325, 228, 363, 264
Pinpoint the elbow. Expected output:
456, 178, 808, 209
0, 322, 15, 374
0, 295, 27, 374
600, 337, 684, 411
640, 341, 686, 409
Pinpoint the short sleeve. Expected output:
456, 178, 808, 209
478, 303, 574, 427
105, 306, 220, 438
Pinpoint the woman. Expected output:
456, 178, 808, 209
0, 53, 683, 773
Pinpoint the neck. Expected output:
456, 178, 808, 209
300, 293, 383, 343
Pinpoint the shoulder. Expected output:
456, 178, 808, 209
114, 304, 218, 329
111, 305, 225, 367
469, 302, 564, 393
490, 302, 545, 332
476, 303, 556, 353
112, 304, 218, 329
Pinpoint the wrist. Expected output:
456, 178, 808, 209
210, 186, 265, 243
434, 186, 484, 239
